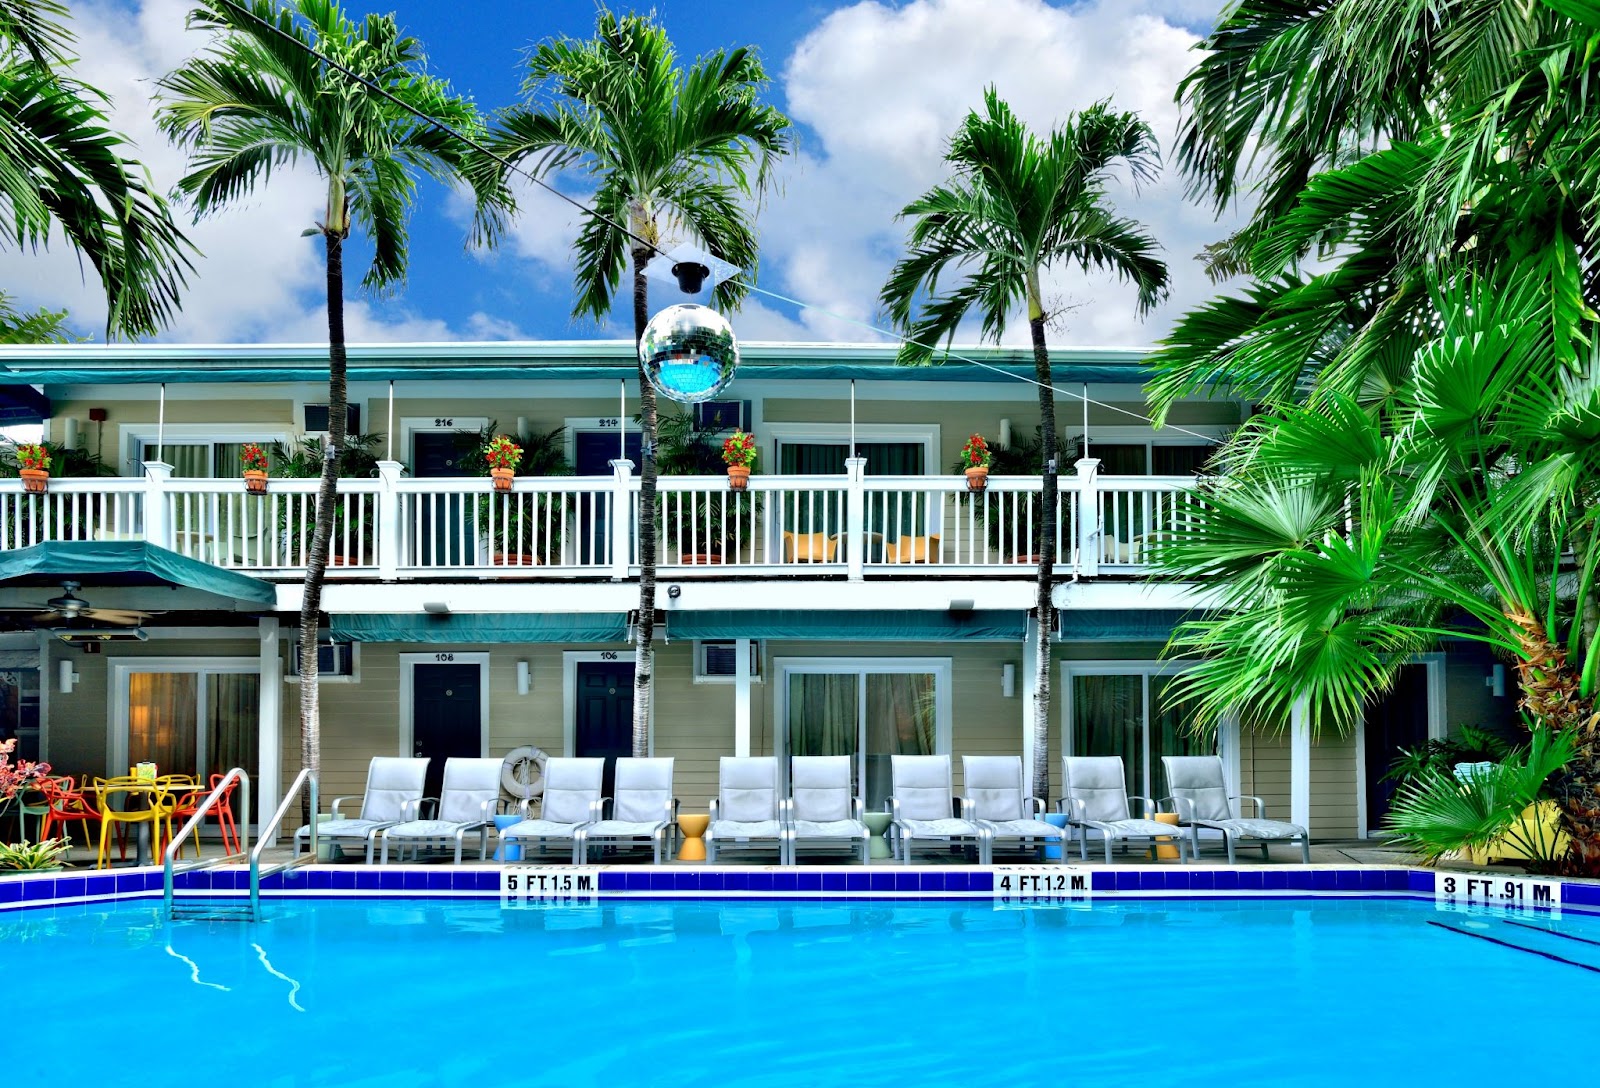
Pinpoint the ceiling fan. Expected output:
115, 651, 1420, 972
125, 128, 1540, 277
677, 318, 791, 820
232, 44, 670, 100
0, 581, 153, 628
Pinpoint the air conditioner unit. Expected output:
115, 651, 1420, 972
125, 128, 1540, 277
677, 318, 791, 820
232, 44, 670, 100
288, 637, 358, 678
303, 403, 361, 434
693, 400, 750, 433
695, 639, 761, 681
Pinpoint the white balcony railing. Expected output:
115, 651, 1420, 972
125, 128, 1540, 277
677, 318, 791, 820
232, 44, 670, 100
0, 457, 1194, 581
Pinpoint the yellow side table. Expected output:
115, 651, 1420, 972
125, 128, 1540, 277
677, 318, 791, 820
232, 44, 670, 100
677, 813, 709, 861
1148, 811, 1182, 861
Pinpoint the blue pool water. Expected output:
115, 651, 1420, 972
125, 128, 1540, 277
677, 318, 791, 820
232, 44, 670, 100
9, 896, 1594, 1086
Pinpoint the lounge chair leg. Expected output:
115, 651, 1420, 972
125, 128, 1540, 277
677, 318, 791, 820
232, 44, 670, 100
380, 835, 390, 865
1300, 837, 1311, 864
1225, 835, 1236, 864
1103, 837, 1112, 865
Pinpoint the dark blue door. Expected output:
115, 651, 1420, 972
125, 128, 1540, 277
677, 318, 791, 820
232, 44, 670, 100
413, 431, 473, 566
412, 663, 481, 802
576, 660, 634, 798
1363, 664, 1430, 829
575, 431, 642, 565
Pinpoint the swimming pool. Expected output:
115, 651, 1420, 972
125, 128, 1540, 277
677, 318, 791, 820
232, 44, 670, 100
9, 896, 1591, 1086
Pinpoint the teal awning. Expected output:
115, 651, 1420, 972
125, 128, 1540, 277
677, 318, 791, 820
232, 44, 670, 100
330, 612, 629, 643
665, 610, 1026, 641
0, 541, 275, 604
1058, 609, 1194, 641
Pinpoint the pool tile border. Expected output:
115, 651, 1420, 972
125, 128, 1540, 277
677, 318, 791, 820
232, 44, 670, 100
3, 860, 1593, 915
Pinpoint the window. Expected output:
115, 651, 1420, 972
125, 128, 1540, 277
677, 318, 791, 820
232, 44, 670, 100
778, 658, 952, 810
1076, 441, 1218, 476
287, 638, 360, 682
1063, 662, 1213, 801
693, 640, 761, 683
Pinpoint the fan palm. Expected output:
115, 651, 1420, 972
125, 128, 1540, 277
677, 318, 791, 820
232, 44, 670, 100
490, 9, 791, 756
0, 0, 192, 337
157, 0, 508, 803
879, 89, 1168, 801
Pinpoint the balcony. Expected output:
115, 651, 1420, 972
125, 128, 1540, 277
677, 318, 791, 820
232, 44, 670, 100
0, 460, 1198, 581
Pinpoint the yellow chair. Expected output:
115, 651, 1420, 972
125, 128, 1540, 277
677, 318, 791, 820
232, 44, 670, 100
93, 780, 172, 869
884, 535, 941, 563
783, 531, 836, 563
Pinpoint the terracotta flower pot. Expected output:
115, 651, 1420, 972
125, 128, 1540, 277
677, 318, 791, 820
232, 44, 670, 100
727, 465, 750, 491
490, 466, 515, 492
965, 465, 989, 492
19, 468, 47, 494
492, 552, 541, 567
243, 469, 268, 494
681, 554, 724, 565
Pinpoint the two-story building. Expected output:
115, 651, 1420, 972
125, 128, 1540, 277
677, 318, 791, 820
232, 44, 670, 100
0, 340, 1515, 842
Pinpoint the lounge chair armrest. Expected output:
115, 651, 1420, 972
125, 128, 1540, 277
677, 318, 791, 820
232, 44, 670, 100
957, 796, 976, 820
1068, 797, 1088, 823
478, 799, 496, 823
1161, 795, 1194, 820
886, 796, 902, 823
779, 798, 794, 826
1235, 794, 1266, 818
1132, 795, 1159, 819
1028, 796, 1045, 818
329, 795, 360, 820
588, 798, 605, 821
851, 797, 865, 821
600, 796, 613, 819
708, 798, 721, 823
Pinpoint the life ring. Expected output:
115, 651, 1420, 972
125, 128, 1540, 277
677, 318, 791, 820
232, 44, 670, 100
501, 746, 549, 799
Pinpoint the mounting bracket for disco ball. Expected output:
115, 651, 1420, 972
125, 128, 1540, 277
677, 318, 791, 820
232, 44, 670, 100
639, 303, 739, 404
671, 262, 710, 294
645, 242, 741, 297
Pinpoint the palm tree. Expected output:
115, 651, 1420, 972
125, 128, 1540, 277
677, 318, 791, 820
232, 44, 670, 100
490, 9, 791, 756
880, 89, 1169, 802
157, 0, 508, 807
0, 0, 192, 336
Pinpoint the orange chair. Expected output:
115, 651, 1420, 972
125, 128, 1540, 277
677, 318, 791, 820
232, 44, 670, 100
167, 774, 242, 857
883, 534, 941, 563
782, 531, 836, 563
39, 776, 113, 855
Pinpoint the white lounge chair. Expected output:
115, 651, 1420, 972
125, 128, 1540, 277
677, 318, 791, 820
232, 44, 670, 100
787, 755, 870, 864
580, 757, 677, 864
294, 756, 428, 863
1161, 755, 1311, 863
887, 754, 990, 864
498, 757, 605, 864
963, 755, 1065, 864
379, 757, 502, 864
1063, 755, 1189, 864
706, 756, 787, 864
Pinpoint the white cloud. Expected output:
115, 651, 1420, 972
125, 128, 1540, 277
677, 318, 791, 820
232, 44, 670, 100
745, 0, 1243, 347
1, 0, 505, 344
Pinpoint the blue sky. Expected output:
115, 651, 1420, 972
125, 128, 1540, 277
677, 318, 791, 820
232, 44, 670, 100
15, 0, 1237, 347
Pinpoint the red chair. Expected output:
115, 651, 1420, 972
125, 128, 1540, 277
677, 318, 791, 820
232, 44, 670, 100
167, 774, 242, 856
39, 776, 116, 857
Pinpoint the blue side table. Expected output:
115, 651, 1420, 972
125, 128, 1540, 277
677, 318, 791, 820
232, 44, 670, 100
1041, 813, 1070, 861
493, 815, 522, 862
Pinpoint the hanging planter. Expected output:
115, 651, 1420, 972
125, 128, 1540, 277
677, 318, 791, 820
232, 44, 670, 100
241, 442, 270, 494
16, 443, 50, 493
960, 433, 992, 492
726, 465, 750, 491
722, 429, 756, 491
964, 465, 989, 492
485, 434, 523, 493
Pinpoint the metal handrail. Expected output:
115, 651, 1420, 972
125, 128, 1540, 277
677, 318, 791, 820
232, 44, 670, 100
249, 769, 317, 919
162, 768, 251, 914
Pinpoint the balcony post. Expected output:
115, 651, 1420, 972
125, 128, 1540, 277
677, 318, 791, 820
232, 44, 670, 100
1074, 457, 1101, 577
844, 456, 866, 582
142, 461, 173, 550
609, 458, 634, 581
376, 460, 403, 581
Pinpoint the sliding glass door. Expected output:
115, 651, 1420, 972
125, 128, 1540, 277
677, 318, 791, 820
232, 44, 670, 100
1064, 664, 1210, 802
781, 660, 949, 810
118, 664, 260, 783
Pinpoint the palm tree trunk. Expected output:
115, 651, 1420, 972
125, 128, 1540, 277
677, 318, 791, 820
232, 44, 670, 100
1028, 271, 1055, 803
1507, 608, 1600, 873
298, 228, 348, 827
631, 245, 657, 757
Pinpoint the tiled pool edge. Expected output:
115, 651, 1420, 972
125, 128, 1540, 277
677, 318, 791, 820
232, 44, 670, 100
5, 863, 1598, 915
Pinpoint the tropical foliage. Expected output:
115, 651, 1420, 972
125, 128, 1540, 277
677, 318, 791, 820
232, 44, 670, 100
491, 9, 791, 754
1148, 0, 1600, 872
880, 88, 1168, 800
158, 0, 508, 810
0, 0, 192, 337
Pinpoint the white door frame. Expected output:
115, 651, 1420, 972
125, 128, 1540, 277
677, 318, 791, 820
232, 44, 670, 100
1356, 653, 1446, 838
399, 652, 490, 760
108, 657, 261, 777
772, 656, 954, 793
564, 649, 650, 757
1059, 659, 1239, 800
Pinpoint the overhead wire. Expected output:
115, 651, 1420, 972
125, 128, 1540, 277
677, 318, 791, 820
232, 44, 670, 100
207, 0, 1215, 443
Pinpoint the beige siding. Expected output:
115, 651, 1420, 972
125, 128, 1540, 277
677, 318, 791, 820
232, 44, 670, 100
1237, 727, 1358, 839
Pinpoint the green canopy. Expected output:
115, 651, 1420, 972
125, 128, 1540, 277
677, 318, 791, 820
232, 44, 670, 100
1057, 609, 1193, 641
330, 612, 630, 643
0, 541, 275, 604
665, 609, 1026, 641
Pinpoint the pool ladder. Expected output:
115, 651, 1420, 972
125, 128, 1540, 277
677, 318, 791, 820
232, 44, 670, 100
163, 769, 318, 923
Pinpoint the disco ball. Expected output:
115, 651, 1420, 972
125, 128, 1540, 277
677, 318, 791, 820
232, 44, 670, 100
638, 303, 739, 404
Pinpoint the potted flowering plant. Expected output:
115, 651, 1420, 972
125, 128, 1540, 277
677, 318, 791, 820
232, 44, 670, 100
722, 430, 757, 491
241, 442, 270, 494
15, 442, 49, 493
0, 737, 51, 847
960, 433, 992, 491
485, 434, 523, 492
